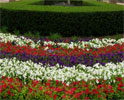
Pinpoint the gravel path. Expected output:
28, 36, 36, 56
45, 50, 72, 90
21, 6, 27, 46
0, 0, 9, 3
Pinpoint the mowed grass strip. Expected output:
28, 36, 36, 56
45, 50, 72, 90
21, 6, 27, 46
0, 0, 123, 12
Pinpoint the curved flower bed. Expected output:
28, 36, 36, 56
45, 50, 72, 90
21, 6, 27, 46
0, 76, 124, 100
0, 57, 124, 84
0, 33, 124, 100
0, 51, 124, 67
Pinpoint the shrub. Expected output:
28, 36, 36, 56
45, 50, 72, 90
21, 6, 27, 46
1, 9, 123, 37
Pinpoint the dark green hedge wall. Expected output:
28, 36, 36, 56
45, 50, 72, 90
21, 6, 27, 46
0, 9, 123, 37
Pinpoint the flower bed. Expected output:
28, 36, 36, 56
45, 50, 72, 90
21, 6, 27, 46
0, 33, 124, 100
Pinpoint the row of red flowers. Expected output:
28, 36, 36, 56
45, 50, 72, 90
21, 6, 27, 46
0, 76, 124, 100
0, 41, 124, 57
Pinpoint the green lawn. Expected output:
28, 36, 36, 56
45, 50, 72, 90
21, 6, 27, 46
0, 0, 123, 12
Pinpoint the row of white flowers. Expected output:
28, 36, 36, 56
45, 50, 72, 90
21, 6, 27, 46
0, 33, 41, 48
0, 57, 124, 85
43, 38, 124, 50
0, 33, 124, 50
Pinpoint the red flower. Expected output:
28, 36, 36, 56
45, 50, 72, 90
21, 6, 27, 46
2, 76, 5, 79
66, 90, 73, 95
39, 86, 43, 91
111, 89, 114, 93
96, 91, 99, 94
116, 91, 119, 93
29, 87, 32, 93
1, 80, 5, 84
120, 81, 123, 87
10, 84, 13, 89
46, 82, 50, 87
106, 89, 109, 94
97, 85, 101, 89
8, 78, 13, 83
74, 93, 80, 99
55, 88, 62, 92
119, 77, 122, 81
118, 87, 121, 90
28, 95, 30, 98
11, 93, 14, 96
85, 97, 89, 100
92, 89, 96, 95
71, 87, 77, 92
45, 90, 48, 94
63, 95, 66, 99
0, 86, 3, 93
7, 90, 10, 95
4, 94, 6, 98
3, 83, 7, 89
56, 80, 59, 85
107, 85, 112, 89
102, 80, 106, 83
73, 82, 76, 86
103, 96, 106, 99
116, 77, 120, 81
98, 95, 101, 98
85, 88, 89, 94
18, 87, 21, 92
54, 94, 57, 99
102, 84, 106, 88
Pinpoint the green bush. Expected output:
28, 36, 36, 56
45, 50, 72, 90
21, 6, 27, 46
1, 8, 123, 37
48, 33, 62, 40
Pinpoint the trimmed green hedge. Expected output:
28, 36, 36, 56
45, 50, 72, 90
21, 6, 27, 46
1, 8, 123, 37
0, 0, 123, 13
0, 9, 123, 37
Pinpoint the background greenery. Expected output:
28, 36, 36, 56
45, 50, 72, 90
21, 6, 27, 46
0, 0, 123, 37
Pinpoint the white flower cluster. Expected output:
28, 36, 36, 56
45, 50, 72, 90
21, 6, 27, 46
0, 33, 41, 48
0, 57, 124, 85
44, 38, 124, 50
0, 33, 124, 50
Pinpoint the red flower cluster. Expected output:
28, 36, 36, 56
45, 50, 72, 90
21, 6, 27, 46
0, 41, 124, 57
0, 76, 124, 100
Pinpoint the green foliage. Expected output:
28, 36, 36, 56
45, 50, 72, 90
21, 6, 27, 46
48, 33, 62, 40
1, 8, 123, 37
34, 32, 41, 38
24, 32, 33, 37
115, 33, 121, 40
13, 30, 20, 36
0, 0, 123, 12
0, 26, 8, 33
0, 0, 123, 37
72, 35, 79, 40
